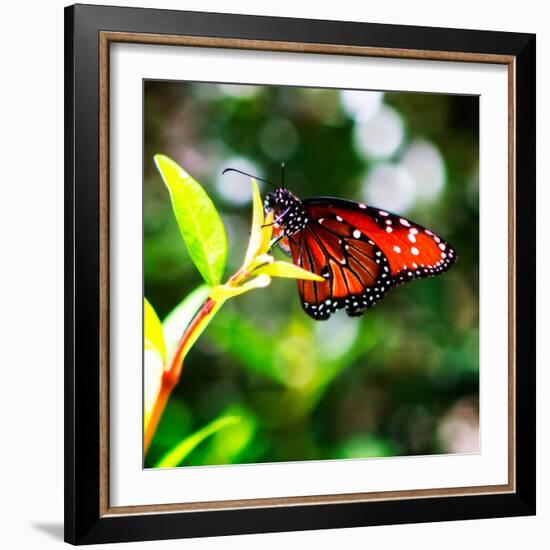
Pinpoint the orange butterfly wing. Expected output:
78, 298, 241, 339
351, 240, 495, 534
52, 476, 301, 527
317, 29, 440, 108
282, 198, 456, 320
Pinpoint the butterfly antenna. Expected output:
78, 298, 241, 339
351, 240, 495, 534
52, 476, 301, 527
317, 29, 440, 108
281, 162, 286, 189
222, 167, 276, 188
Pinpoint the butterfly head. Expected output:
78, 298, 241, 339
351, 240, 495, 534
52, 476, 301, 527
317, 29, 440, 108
264, 188, 308, 236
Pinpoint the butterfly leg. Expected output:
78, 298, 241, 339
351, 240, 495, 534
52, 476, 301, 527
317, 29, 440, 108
269, 234, 284, 251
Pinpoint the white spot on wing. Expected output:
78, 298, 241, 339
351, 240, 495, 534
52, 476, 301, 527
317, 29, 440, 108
393, 245, 401, 253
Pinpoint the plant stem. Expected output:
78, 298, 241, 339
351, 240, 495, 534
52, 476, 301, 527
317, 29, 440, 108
144, 296, 223, 454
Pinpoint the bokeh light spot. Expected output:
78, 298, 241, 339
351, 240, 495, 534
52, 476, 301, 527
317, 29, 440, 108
362, 164, 417, 213
315, 314, 359, 360
340, 90, 384, 121
400, 138, 446, 202
275, 335, 317, 390
216, 157, 264, 205
259, 117, 299, 161
438, 399, 480, 454
216, 84, 260, 99
353, 104, 404, 160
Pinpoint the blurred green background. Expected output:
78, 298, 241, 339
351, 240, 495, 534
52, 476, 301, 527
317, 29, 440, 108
143, 81, 479, 468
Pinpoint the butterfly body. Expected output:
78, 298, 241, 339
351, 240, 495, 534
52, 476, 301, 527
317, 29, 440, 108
264, 188, 309, 236
264, 188, 457, 321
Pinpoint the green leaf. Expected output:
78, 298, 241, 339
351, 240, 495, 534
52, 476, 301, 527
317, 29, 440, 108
144, 298, 166, 361
337, 435, 399, 459
155, 416, 241, 468
253, 261, 324, 281
154, 154, 227, 286
199, 405, 258, 465
162, 285, 211, 358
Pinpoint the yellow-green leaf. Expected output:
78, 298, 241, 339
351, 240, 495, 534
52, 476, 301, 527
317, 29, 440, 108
253, 261, 324, 281
144, 349, 164, 429
154, 154, 227, 286
155, 416, 241, 468
209, 274, 272, 301
259, 210, 274, 258
162, 285, 211, 358
144, 298, 166, 361
243, 179, 272, 265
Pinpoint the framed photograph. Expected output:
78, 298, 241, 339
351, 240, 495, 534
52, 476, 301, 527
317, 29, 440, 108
65, 4, 536, 545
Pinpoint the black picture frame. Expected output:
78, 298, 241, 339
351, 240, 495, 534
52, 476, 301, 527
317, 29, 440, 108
65, 3, 536, 545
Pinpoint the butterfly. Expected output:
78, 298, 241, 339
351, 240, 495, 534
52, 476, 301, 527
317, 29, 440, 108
225, 167, 457, 321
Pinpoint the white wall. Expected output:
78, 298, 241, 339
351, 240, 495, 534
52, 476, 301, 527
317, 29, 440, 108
0, 1, 546, 548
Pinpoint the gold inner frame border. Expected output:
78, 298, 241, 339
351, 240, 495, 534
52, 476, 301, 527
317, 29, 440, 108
98, 31, 516, 517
